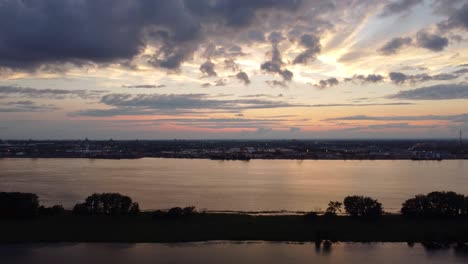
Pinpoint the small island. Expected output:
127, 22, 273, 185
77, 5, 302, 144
1, 192, 468, 248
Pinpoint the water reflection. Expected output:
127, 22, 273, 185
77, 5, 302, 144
0, 158, 467, 212
1, 242, 468, 264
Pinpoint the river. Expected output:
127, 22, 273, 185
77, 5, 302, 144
1, 242, 467, 264
0, 158, 466, 212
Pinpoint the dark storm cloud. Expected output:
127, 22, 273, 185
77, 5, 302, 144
314, 78, 339, 89
388, 71, 462, 85
378, 37, 412, 55
438, 3, 468, 31
293, 34, 321, 64
236, 71, 251, 85
261, 32, 294, 81
184, 0, 303, 28
380, 0, 423, 16
0, 85, 105, 99
0, 0, 304, 71
387, 83, 468, 100
415, 31, 449, 51
200, 60, 217, 77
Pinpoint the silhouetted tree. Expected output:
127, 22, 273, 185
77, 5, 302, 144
0, 192, 39, 218
401, 191, 465, 218
72, 193, 140, 216
325, 201, 342, 216
39, 205, 65, 216
182, 206, 196, 216
343, 195, 383, 218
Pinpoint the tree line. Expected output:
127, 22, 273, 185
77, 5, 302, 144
1, 191, 468, 219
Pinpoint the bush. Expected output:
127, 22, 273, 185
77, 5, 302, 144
343, 195, 383, 218
72, 193, 140, 216
167, 207, 184, 218
152, 206, 197, 219
401, 191, 465, 218
0, 192, 39, 218
39, 205, 65, 216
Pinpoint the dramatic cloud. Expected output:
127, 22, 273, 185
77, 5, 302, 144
380, 0, 423, 16
379, 31, 449, 55
387, 83, 468, 100
261, 32, 293, 81
388, 71, 461, 85
0, 86, 105, 99
415, 31, 449, 51
314, 78, 339, 89
200, 60, 217, 77
379, 37, 412, 55
236, 71, 251, 85
293, 34, 321, 64
345, 74, 385, 83
438, 3, 468, 31
98, 93, 307, 112
0, 0, 304, 70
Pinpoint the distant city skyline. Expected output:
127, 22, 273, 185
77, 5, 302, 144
0, 0, 467, 139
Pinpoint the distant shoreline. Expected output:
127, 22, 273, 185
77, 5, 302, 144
1, 213, 468, 243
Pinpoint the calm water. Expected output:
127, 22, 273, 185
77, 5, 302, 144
1, 242, 467, 264
0, 158, 467, 212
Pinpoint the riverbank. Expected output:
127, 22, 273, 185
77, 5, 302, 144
2, 213, 468, 243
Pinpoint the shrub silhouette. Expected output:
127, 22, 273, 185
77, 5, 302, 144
39, 205, 65, 216
0, 192, 39, 218
152, 206, 197, 219
401, 191, 465, 217
343, 195, 383, 218
325, 201, 342, 216
73, 193, 140, 215
304, 211, 318, 220
167, 207, 184, 217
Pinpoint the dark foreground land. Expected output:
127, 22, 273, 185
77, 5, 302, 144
2, 213, 468, 243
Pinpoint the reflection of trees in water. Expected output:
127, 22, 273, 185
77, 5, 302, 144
314, 240, 334, 255
419, 241, 468, 260
421, 241, 451, 251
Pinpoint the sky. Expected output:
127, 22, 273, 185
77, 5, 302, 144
0, 0, 468, 140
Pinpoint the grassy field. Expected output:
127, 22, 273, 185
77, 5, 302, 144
1, 213, 468, 243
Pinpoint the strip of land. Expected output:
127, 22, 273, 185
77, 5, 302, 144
1, 213, 468, 243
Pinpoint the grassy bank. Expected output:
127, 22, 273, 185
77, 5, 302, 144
1, 213, 468, 243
